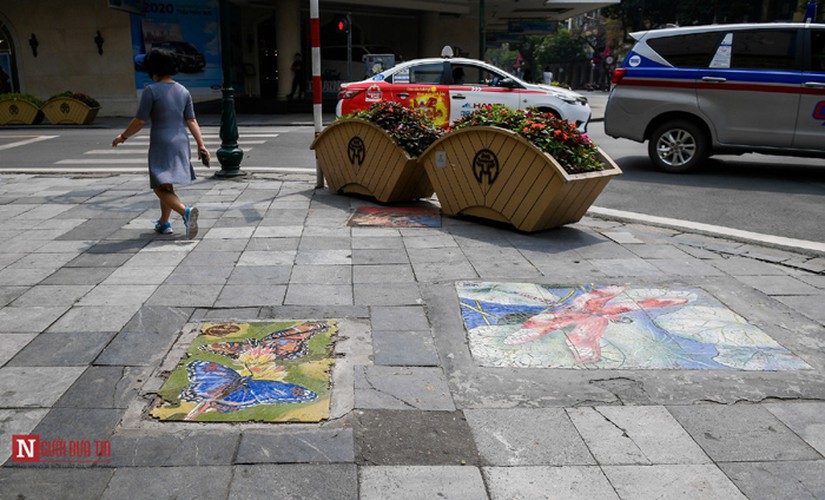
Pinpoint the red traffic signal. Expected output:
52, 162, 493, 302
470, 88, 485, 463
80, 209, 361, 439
336, 18, 349, 33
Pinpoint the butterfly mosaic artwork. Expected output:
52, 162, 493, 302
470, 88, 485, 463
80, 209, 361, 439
457, 281, 811, 371
347, 207, 441, 227
151, 320, 337, 422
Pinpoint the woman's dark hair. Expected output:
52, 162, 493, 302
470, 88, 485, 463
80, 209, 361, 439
144, 48, 178, 77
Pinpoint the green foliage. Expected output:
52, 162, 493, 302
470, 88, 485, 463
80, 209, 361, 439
0, 93, 44, 107
484, 43, 520, 72
48, 91, 100, 108
535, 29, 589, 67
341, 101, 444, 158
452, 105, 606, 174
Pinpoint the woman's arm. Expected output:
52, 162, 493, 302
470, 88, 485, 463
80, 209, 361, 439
186, 118, 211, 165
112, 118, 145, 147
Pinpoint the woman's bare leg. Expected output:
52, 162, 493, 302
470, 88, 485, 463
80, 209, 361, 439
153, 184, 185, 223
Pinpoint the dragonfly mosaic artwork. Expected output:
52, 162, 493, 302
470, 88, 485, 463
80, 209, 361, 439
151, 321, 337, 422
457, 282, 810, 370
347, 207, 441, 227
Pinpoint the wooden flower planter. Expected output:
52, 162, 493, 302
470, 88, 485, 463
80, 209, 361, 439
310, 118, 434, 203
41, 97, 100, 125
419, 126, 622, 232
0, 98, 43, 125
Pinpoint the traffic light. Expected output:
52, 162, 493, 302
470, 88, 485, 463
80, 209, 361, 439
336, 17, 349, 34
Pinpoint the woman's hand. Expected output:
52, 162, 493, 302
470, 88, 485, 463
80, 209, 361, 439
112, 134, 127, 147
198, 147, 211, 167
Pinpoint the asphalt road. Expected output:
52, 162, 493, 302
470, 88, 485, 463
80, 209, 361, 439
1, 121, 824, 244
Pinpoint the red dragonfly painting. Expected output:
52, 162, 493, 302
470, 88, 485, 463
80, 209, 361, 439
503, 286, 689, 364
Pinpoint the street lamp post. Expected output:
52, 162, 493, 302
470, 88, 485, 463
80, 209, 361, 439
215, 0, 245, 178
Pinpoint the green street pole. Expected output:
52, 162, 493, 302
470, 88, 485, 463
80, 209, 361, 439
215, 0, 245, 178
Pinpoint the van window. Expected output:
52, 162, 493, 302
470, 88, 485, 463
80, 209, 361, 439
811, 29, 825, 71
730, 30, 799, 71
647, 33, 723, 67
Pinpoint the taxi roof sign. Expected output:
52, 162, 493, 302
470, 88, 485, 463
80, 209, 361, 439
441, 45, 454, 58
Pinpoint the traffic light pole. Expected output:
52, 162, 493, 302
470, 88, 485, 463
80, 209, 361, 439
346, 13, 352, 82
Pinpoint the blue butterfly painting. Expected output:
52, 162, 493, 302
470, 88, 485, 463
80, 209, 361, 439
180, 360, 316, 420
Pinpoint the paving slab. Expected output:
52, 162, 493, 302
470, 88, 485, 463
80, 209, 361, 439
0, 366, 86, 407
484, 466, 619, 500
236, 428, 355, 463
101, 466, 232, 500
0, 305, 69, 333
372, 330, 440, 366
106, 430, 240, 467
228, 464, 357, 499
602, 464, 746, 500
354, 283, 421, 306
667, 404, 822, 462
46, 304, 142, 333
360, 466, 487, 500
0, 469, 114, 500
465, 408, 595, 466
354, 410, 479, 465
763, 402, 825, 456
719, 461, 825, 500
0, 409, 49, 465
55, 366, 152, 409
6, 331, 116, 366
355, 366, 455, 410
0, 333, 37, 366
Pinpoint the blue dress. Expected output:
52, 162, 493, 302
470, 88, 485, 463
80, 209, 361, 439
135, 81, 197, 188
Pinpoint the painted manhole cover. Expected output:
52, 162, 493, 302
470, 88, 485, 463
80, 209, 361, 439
151, 320, 337, 422
457, 282, 810, 371
347, 207, 441, 227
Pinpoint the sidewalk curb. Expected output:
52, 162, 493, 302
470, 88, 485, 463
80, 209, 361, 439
589, 205, 825, 259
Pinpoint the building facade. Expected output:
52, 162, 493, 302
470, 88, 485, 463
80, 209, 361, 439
0, 0, 619, 116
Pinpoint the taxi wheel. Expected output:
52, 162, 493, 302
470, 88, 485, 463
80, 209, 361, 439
648, 120, 709, 173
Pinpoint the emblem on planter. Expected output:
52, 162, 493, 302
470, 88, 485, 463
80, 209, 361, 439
60, 102, 71, 115
472, 149, 499, 185
347, 136, 366, 168
9, 104, 19, 116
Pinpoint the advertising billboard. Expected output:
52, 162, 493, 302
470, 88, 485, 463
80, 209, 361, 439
131, 0, 222, 98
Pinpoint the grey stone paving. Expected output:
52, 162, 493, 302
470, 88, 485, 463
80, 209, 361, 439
2, 173, 825, 499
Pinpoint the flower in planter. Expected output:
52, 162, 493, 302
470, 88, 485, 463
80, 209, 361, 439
48, 91, 100, 108
340, 101, 444, 158
0, 93, 44, 107
452, 105, 605, 175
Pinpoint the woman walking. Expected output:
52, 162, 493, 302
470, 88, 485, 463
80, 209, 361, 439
112, 47, 210, 239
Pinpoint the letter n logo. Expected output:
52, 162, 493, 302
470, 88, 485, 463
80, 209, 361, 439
12, 434, 40, 462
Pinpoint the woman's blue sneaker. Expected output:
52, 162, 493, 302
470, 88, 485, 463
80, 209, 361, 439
183, 206, 199, 239
154, 221, 173, 235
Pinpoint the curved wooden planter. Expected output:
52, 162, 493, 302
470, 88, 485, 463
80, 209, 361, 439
0, 99, 44, 125
41, 97, 100, 125
419, 126, 622, 232
310, 118, 434, 203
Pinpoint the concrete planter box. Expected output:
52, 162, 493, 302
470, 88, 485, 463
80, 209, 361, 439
311, 118, 434, 203
419, 126, 622, 232
0, 98, 43, 125
42, 97, 100, 125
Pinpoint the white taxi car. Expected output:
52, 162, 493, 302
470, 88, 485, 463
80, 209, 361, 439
336, 52, 591, 131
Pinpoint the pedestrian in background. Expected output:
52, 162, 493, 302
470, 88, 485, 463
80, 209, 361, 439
288, 53, 305, 100
112, 47, 209, 239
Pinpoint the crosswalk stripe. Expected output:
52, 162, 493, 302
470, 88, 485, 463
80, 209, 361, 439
0, 135, 59, 151
84, 148, 254, 155
124, 140, 268, 146
6, 166, 316, 174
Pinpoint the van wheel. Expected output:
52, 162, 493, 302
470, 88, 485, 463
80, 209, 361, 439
648, 120, 709, 173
